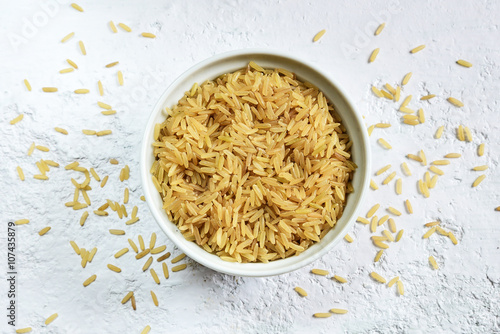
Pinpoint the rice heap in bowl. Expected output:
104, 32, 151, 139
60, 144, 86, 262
151, 62, 356, 263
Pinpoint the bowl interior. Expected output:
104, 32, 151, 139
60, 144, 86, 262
141, 49, 370, 277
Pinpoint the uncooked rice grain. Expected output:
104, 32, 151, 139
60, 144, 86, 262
376, 164, 391, 175
387, 207, 401, 216
10, 114, 24, 125
42, 87, 58, 93
115, 248, 129, 258
397, 280, 404, 295
478, 143, 485, 156
472, 175, 486, 187
38, 226, 51, 236
456, 59, 472, 68
369, 48, 380, 63
83, 274, 96, 287
383, 172, 396, 185
402, 72, 412, 86
61, 32, 75, 43
45, 313, 58, 325
109, 21, 117, 33
396, 178, 402, 195
152, 64, 355, 263
370, 216, 378, 233
294, 287, 308, 297
447, 97, 463, 107
118, 23, 132, 32
344, 234, 353, 243
122, 291, 133, 304
142, 32, 156, 38
313, 29, 326, 42
151, 290, 159, 306
371, 86, 383, 97
118, 71, 124, 85
421, 94, 436, 100
107, 264, 121, 273
472, 165, 488, 171
388, 218, 397, 232
330, 308, 348, 314
401, 162, 411, 176
24, 79, 32, 91
162, 262, 169, 278
136, 248, 150, 260
367, 204, 380, 218
313, 313, 331, 318
16, 328, 32, 333
370, 179, 379, 190
106, 61, 119, 68
356, 217, 369, 225
429, 256, 439, 269
311, 269, 329, 276
15, 219, 29, 225
100, 175, 109, 187
71, 3, 83, 11
387, 276, 399, 287
141, 326, 151, 334
109, 229, 125, 235
374, 250, 383, 262
410, 45, 425, 53
79, 41, 86, 55
172, 264, 187, 272
370, 271, 386, 283
16, 166, 25, 181
374, 23, 385, 36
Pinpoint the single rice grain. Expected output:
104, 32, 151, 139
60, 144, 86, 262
370, 271, 386, 283
294, 287, 307, 297
313, 29, 326, 42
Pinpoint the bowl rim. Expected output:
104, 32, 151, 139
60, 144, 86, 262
140, 48, 371, 277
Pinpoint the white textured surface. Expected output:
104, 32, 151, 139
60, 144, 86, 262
1, 0, 500, 333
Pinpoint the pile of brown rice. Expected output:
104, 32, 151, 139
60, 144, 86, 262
151, 62, 356, 263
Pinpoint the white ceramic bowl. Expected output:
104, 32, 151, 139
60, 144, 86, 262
141, 49, 370, 277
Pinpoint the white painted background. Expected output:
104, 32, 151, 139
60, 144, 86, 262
1, 0, 499, 333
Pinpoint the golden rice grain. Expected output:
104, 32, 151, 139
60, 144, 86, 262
131, 296, 136, 310
395, 86, 401, 101
417, 108, 425, 123
122, 291, 133, 304
387, 276, 399, 287
151, 245, 166, 255
98, 101, 112, 110
162, 262, 169, 278
397, 280, 404, 295
404, 200, 413, 214
330, 308, 348, 314
45, 313, 58, 325
115, 248, 129, 258
369, 48, 380, 63
432, 160, 449, 166
24, 79, 32, 91
97, 130, 112, 136
71, 3, 83, 12
10, 114, 24, 125
109, 229, 125, 235
400, 95, 412, 110
136, 248, 150, 260
170, 253, 186, 264
429, 256, 439, 269
464, 126, 473, 142
421, 94, 436, 100
387, 206, 401, 216
447, 97, 463, 107
375, 123, 391, 128
344, 234, 353, 243
396, 178, 402, 195
16, 166, 25, 181
370, 271, 386, 283
118, 71, 124, 85
151, 290, 159, 306
401, 162, 411, 176
472, 175, 486, 187
16, 328, 32, 333
67, 59, 78, 69
74, 88, 90, 94
33, 174, 48, 180
371, 86, 383, 97
370, 179, 379, 190
313, 313, 331, 318
448, 232, 458, 245
374, 250, 383, 262
42, 87, 58, 93
478, 143, 485, 156
373, 240, 389, 249
15, 219, 29, 225
383, 172, 397, 185
101, 110, 117, 115
61, 32, 75, 43
82, 129, 96, 135
118, 23, 132, 32
383, 230, 395, 242
100, 175, 109, 188
331, 275, 347, 284
395, 229, 404, 242
78, 41, 86, 55
128, 239, 139, 253
294, 287, 307, 297
402, 72, 412, 86
456, 59, 472, 68
367, 204, 380, 218
38, 226, 51, 236
356, 217, 369, 225
83, 274, 96, 287
376, 164, 391, 175
410, 44, 425, 53
142, 32, 156, 38
445, 153, 461, 158
423, 227, 437, 239
141, 325, 151, 334
388, 218, 397, 233
172, 264, 187, 272
105, 61, 119, 68
142, 257, 153, 272
473, 165, 488, 171
107, 264, 121, 273
309, 268, 329, 276
54, 127, 68, 135
374, 23, 385, 36
381, 89, 393, 100
370, 216, 378, 233
109, 21, 117, 33
313, 29, 326, 42
138, 235, 145, 250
